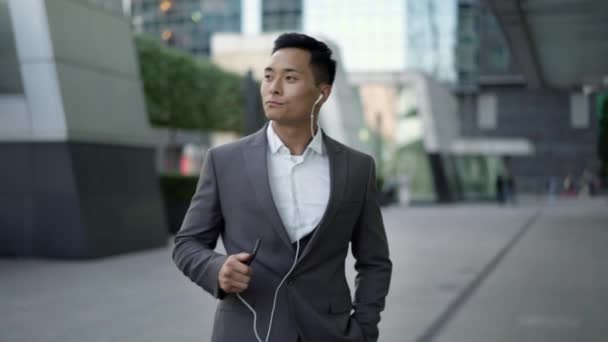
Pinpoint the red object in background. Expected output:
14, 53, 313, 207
179, 155, 189, 176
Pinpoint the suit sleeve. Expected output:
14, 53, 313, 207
172, 149, 228, 299
351, 157, 393, 342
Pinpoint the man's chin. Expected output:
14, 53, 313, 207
264, 111, 281, 121
265, 114, 293, 124
264, 112, 308, 127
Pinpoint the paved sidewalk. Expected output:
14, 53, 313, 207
1, 197, 606, 342
432, 198, 608, 342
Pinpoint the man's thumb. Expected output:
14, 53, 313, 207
234, 252, 251, 262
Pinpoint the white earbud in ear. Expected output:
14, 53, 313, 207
314, 94, 323, 105
310, 94, 323, 138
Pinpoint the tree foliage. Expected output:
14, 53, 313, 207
134, 34, 245, 133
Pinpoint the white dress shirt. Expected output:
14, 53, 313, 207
266, 122, 330, 243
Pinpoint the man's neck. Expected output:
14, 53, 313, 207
271, 121, 317, 156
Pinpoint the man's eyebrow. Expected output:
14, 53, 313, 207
283, 68, 302, 73
263, 67, 302, 73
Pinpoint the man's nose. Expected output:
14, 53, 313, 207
268, 78, 282, 95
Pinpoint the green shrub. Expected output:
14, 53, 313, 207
134, 34, 246, 133
159, 174, 199, 202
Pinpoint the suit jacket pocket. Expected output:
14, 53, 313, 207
330, 295, 353, 314
217, 294, 251, 313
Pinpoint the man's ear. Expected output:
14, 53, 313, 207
318, 85, 332, 104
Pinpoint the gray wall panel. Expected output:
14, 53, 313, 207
0, 143, 33, 193
46, 0, 137, 77
0, 142, 167, 258
68, 143, 167, 257
0, 194, 32, 256
32, 142, 77, 194
55, 62, 154, 146
32, 191, 86, 258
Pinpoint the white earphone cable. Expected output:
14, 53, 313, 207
237, 240, 301, 342
238, 92, 320, 341
310, 94, 322, 139
265, 239, 299, 341
237, 292, 262, 342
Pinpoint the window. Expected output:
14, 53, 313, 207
570, 94, 589, 129
477, 93, 497, 129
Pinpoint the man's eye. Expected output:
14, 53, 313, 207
286, 76, 297, 81
264, 74, 272, 80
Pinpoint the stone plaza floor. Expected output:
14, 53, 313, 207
1, 196, 607, 342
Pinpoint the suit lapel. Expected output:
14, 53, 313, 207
298, 133, 348, 262
240, 125, 348, 257
241, 124, 295, 252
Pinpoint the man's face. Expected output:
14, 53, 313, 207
261, 48, 323, 125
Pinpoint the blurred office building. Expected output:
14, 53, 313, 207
85, 0, 125, 15
0, 0, 167, 258
348, 70, 533, 203
128, 0, 467, 201
128, 0, 456, 78
304, 0, 456, 82
133, 0, 541, 203
305, 0, 470, 202
129, 0, 302, 56
349, 72, 461, 202
454, 0, 600, 195
130, 0, 241, 55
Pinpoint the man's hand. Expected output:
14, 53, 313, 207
218, 253, 252, 293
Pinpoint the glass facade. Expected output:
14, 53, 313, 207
407, 0, 457, 82
131, 0, 241, 56
451, 155, 504, 200
478, 5, 519, 77
304, 0, 455, 78
262, 0, 302, 32
455, 2, 478, 85
304, 0, 407, 73
455, 0, 520, 83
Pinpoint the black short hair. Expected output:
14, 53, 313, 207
272, 33, 337, 86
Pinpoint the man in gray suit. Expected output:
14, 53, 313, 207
173, 33, 392, 342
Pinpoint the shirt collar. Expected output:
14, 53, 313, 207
266, 121, 325, 156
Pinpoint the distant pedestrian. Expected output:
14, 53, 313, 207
579, 168, 597, 197
563, 174, 576, 196
505, 174, 516, 205
495, 175, 506, 204
546, 177, 558, 203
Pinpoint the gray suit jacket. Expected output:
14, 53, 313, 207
173, 124, 392, 342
